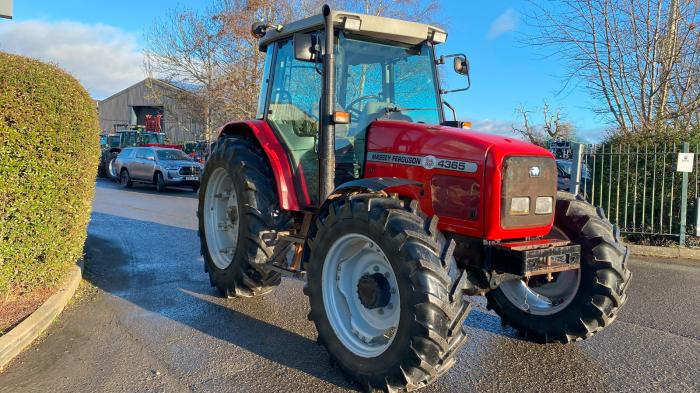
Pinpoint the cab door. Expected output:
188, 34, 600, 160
265, 37, 322, 206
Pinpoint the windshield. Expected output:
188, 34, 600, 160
157, 149, 189, 161
337, 34, 442, 130
139, 133, 165, 145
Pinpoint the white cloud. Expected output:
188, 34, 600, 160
471, 119, 519, 138
0, 20, 145, 99
487, 8, 518, 39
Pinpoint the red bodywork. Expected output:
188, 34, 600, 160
221, 119, 555, 241
365, 121, 555, 240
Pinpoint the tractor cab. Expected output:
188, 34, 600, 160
254, 12, 468, 204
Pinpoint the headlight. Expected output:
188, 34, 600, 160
165, 167, 179, 171
510, 197, 530, 215
535, 196, 553, 214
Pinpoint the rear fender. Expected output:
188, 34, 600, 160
218, 120, 304, 211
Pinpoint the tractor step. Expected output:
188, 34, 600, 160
487, 239, 581, 278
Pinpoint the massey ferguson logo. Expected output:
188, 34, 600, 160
529, 166, 541, 177
421, 155, 437, 170
366, 152, 478, 173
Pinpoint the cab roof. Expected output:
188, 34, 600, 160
258, 10, 447, 51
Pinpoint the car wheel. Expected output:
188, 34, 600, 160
120, 169, 132, 188
155, 172, 166, 192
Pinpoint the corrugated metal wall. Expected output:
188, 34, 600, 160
98, 79, 204, 143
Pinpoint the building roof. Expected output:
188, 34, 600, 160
99, 78, 184, 104
258, 9, 447, 50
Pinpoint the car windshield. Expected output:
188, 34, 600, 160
337, 34, 442, 127
157, 149, 189, 161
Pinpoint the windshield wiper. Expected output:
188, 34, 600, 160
384, 105, 438, 114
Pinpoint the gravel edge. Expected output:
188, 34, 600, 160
628, 244, 700, 261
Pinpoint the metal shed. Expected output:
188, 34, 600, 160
98, 78, 203, 143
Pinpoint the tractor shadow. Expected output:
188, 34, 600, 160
83, 214, 353, 390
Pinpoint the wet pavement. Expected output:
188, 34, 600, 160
1, 179, 699, 393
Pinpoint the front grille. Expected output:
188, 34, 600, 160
179, 166, 201, 176
501, 156, 556, 229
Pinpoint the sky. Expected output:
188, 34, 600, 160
0, 1, 608, 142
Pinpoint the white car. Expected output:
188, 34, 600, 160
114, 147, 202, 192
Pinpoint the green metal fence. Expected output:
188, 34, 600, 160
577, 142, 699, 245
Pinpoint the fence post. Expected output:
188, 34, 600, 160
679, 142, 689, 246
569, 143, 584, 195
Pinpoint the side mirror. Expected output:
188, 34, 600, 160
438, 54, 471, 93
251, 22, 267, 39
453, 55, 469, 76
294, 33, 320, 62
147, 156, 155, 161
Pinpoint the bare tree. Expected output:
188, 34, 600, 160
525, 0, 700, 135
144, 0, 443, 143
144, 4, 237, 142
512, 101, 575, 146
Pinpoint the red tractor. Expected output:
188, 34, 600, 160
198, 6, 630, 392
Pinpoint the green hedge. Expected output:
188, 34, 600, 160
0, 53, 99, 296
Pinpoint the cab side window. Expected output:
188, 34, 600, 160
267, 37, 323, 205
268, 38, 322, 140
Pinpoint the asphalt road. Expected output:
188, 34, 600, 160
1, 179, 699, 393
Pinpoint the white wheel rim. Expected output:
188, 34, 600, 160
321, 233, 400, 358
499, 270, 580, 316
203, 167, 240, 270
109, 159, 117, 177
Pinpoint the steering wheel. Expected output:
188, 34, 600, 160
346, 94, 381, 121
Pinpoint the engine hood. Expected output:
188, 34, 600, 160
364, 120, 555, 240
366, 120, 552, 163
160, 159, 200, 168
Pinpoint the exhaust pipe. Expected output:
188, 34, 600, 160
318, 4, 335, 205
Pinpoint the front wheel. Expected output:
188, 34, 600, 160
155, 172, 166, 192
305, 194, 471, 391
487, 192, 631, 343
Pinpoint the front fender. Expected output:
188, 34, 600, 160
331, 177, 422, 196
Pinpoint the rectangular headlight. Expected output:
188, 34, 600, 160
535, 196, 553, 214
510, 197, 530, 215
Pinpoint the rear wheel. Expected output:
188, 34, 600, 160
487, 192, 631, 343
198, 136, 284, 298
107, 152, 119, 180
97, 152, 108, 178
305, 194, 470, 391
119, 169, 132, 188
